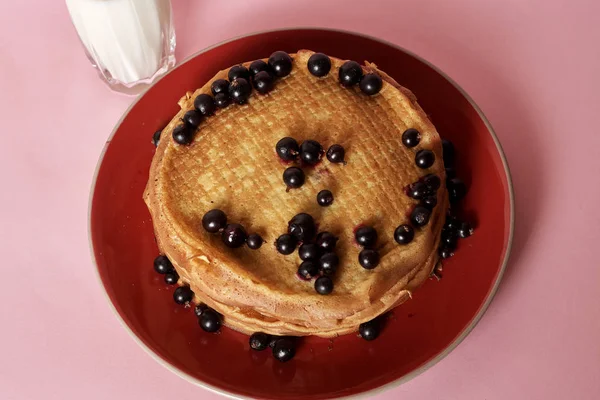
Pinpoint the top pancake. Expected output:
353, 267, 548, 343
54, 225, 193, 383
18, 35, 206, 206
144, 50, 447, 337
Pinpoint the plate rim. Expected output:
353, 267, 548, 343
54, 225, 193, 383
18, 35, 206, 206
88, 26, 515, 400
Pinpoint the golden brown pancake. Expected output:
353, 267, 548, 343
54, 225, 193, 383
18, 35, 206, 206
144, 50, 447, 338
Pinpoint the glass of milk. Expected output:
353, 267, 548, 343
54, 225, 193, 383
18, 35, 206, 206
66, 0, 176, 95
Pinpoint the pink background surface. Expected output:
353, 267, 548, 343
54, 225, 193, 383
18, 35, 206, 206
1, 0, 599, 399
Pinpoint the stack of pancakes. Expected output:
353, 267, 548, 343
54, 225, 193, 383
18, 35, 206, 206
144, 50, 447, 338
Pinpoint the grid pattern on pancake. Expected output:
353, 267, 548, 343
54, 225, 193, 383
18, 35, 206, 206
153, 52, 444, 305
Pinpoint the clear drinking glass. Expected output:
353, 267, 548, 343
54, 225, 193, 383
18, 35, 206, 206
66, 0, 176, 95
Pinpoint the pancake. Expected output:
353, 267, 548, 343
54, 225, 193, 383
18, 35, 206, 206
144, 50, 447, 338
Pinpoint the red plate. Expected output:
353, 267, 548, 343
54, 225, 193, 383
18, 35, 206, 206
89, 28, 513, 399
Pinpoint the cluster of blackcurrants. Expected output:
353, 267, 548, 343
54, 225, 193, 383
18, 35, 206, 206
153, 254, 223, 333
439, 139, 473, 258
307, 52, 383, 95
405, 173, 443, 228
439, 215, 473, 259
201, 209, 264, 250
399, 127, 440, 229
398, 129, 474, 256
441, 139, 467, 204
275, 213, 340, 295
249, 332, 297, 363
278, 136, 346, 196
355, 226, 381, 270
152, 51, 295, 147
153, 51, 385, 148
153, 254, 180, 285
